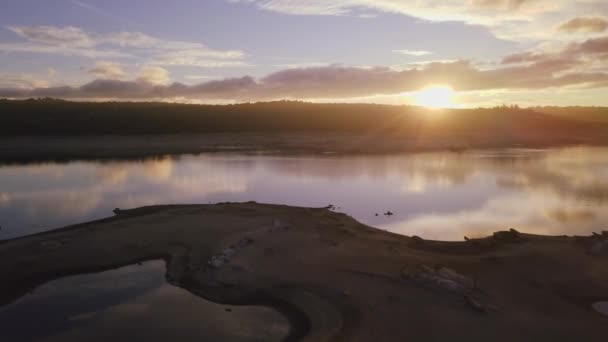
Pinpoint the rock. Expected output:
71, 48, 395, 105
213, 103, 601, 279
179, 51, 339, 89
410, 236, 424, 245
464, 236, 470, 241
465, 294, 486, 312
113, 208, 121, 215
403, 264, 475, 295
493, 229, 523, 243
236, 237, 254, 248
207, 238, 254, 269
384, 211, 394, 216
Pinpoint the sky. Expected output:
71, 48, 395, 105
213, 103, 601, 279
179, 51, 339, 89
0, 0, 607, 107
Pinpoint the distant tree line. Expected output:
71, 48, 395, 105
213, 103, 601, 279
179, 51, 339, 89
0, 98, 605, 137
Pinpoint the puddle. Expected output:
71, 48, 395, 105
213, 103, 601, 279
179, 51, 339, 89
592, 302, 608, 317
0, 261, 290, 341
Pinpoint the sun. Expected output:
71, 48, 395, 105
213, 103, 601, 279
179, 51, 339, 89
413, 85, 456, 109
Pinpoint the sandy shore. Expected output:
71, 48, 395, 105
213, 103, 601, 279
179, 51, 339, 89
1, 203, 607, 341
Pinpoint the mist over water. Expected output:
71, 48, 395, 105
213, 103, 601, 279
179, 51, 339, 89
1, 147, 607, 241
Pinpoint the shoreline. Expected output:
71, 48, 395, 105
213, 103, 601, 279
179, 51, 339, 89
2, 133, 607, 164
1, 203, 607, 341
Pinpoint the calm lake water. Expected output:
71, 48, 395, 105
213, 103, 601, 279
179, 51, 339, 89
1, 146, 607, 241
0, 261, 290, 342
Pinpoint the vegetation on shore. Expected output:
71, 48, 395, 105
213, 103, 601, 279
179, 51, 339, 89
1, 98, 607, 138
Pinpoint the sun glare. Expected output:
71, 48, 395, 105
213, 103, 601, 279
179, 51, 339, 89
413, 85, 456, 109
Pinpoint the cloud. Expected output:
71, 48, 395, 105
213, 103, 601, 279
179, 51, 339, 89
502, 35, 608, 65
137, 66, 170, 85
393, 50, 433, 57
1, 26, 246, 67
86, 61, 126, 79
150, 48, 248, 68
470, 0, 531, 10
230, 0, 608, 40
2, 31, 607, 102
0, 73, 51, 88
0, 42, 131, 58
84, 62, 170, 84
2, 52, 607, 101
559, 17, 608, 33
0, 68, 59, 89
69, 0, 129, 24
7, 25, 94, 47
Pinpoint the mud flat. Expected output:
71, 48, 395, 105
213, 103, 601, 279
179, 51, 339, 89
1, 203, 607, 341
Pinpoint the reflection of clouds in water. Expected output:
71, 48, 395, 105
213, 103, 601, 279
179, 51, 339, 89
142, 158, 173, 182
492, 147, 608, 203
544, 208, 595, 223
96, 166, 129, 185
0, 147, 607, 240
12, 190, 102, 223
0, 193, 9, 206
381, 191, 607, 240
0, 157, 248, 235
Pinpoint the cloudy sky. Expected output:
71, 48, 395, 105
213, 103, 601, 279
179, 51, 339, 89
1, 0, 607, 106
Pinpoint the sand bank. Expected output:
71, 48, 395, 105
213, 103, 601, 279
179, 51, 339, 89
1, 203, 607, 341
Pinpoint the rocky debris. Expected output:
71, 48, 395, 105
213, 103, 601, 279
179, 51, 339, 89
326, 204, 336, 210
409, 236, 425, 245
403, 265, 475, 294
207, 237, 255, 269
208, 247, 237, 268
403, 264, 487, 312
384, 211, 394, 216
268, 218, 292, 233
465, 294, 486, 312
492, 228, 524, 243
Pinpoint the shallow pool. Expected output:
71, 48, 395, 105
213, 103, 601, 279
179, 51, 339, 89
0, 261, 290, 342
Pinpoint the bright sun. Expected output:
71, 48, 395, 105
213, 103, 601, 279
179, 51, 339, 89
413, 85, 456, 109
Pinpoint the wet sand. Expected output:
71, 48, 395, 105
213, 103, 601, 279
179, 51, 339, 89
1, 203, 607, 341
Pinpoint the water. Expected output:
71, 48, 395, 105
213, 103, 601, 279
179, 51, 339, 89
1, 146, 607, 241
0, 261, 290, 342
